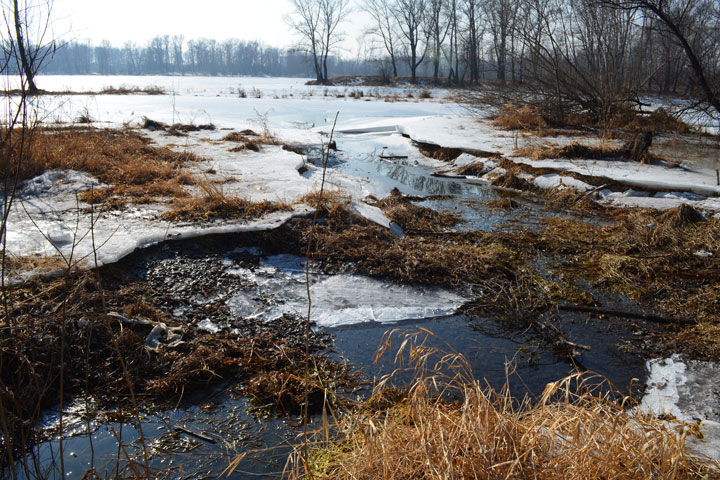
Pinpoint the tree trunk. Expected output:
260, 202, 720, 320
13, 0, 38, 95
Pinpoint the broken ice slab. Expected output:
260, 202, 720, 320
226, 254, 466, 328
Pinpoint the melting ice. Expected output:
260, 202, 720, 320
225, 254, 466, 328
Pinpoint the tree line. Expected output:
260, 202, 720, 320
3, 0, 718, 123
289, 0, 718, 121
37, 37, 312, 76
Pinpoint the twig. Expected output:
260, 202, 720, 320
174, 425, 217, 444
302, 111, 339, 479
557, 304, 694, 325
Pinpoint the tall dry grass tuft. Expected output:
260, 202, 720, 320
294, 330, 716, 480
162, 181, 292, 222
1, 127, 200, 182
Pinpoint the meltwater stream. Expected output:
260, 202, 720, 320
21, 129, 649, 480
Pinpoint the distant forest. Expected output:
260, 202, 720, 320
39, 36, 380, 78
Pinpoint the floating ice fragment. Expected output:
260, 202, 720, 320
48, 226, 73, 245
197, 318, 221, 333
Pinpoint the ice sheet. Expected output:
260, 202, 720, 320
225, 255, 466, 327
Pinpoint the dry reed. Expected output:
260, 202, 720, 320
295, 330, 717, 480
1, 127, 204, 205
162, 182, 292, 222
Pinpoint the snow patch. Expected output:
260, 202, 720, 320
639, 354, 720, 462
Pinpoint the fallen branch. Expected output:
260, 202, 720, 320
174, 426, 217, 444
557, 304, 694, 325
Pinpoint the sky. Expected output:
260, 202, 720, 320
50, 0, 369, 54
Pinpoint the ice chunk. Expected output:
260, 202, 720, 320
197, 318, 221, 333
347, 201, 405, 238
48, 225, 73, 245
639, 354, 720, 462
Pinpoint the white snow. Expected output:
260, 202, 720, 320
532, 174, 593, 192
4, 74, 719, 276
639, 354, 720, 462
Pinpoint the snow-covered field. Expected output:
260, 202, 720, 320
3, 76, 720, 459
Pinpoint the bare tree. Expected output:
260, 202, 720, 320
2, 0, 54, 94
287, 0, 350, 83
599, 0, 720, 120
460, 0, 483, 83
393, 0, 428, 82
362, 0, 400, 77
426, 0, 449, 83
484, 0, 519, 83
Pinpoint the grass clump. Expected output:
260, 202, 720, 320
493, 103, 550, 130
0, 126, 216, 210
514, 141, 624, 161
298, 330, 714, 480
511, 210, 720, 358
2, 127, 200, 181
493, 103, 693, 136
375, 190, 459, 233
162, 182, 292, 222
100, 85, 166, 95
223, 132, 262, 152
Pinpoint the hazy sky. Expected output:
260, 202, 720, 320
51, 0, 368, 53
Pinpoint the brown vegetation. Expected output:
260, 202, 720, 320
493, 103, 694, 136
514, 142, 624, 161
162, 182, 292, 222
279, 187, 720, 359
0, 268, 349, 455
2, 127, 200, 182
374, 190, 459, 233
0, 127, 210, 208
489, 171, 538, 191
299, 331, 715, 480
99, 85, 166, 95
141, 117, 216, 136
416, 142, 500, 162
223, 132, 262, 152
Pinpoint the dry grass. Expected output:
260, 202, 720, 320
493, 103, 694, 136
510, 207, 720, 358
0, 267, 351, 460
281, 188, 720, 358
2, 254, 68, 277
493, 103, 550, 131
417, 143, 500, 162
514, 142, 624, 161
296, 330, 716, 480
1, 127, 204, 206
100, 85, 166, 95
223, 131, 262, 152
456, 162, 488, 176
299, 189, 352, 214
162, 182, 292, 222
282, 201, 520, 287
489, 171, 537, 191
375, 191, 459, 233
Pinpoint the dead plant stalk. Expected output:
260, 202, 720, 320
303, 111, 339, 477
